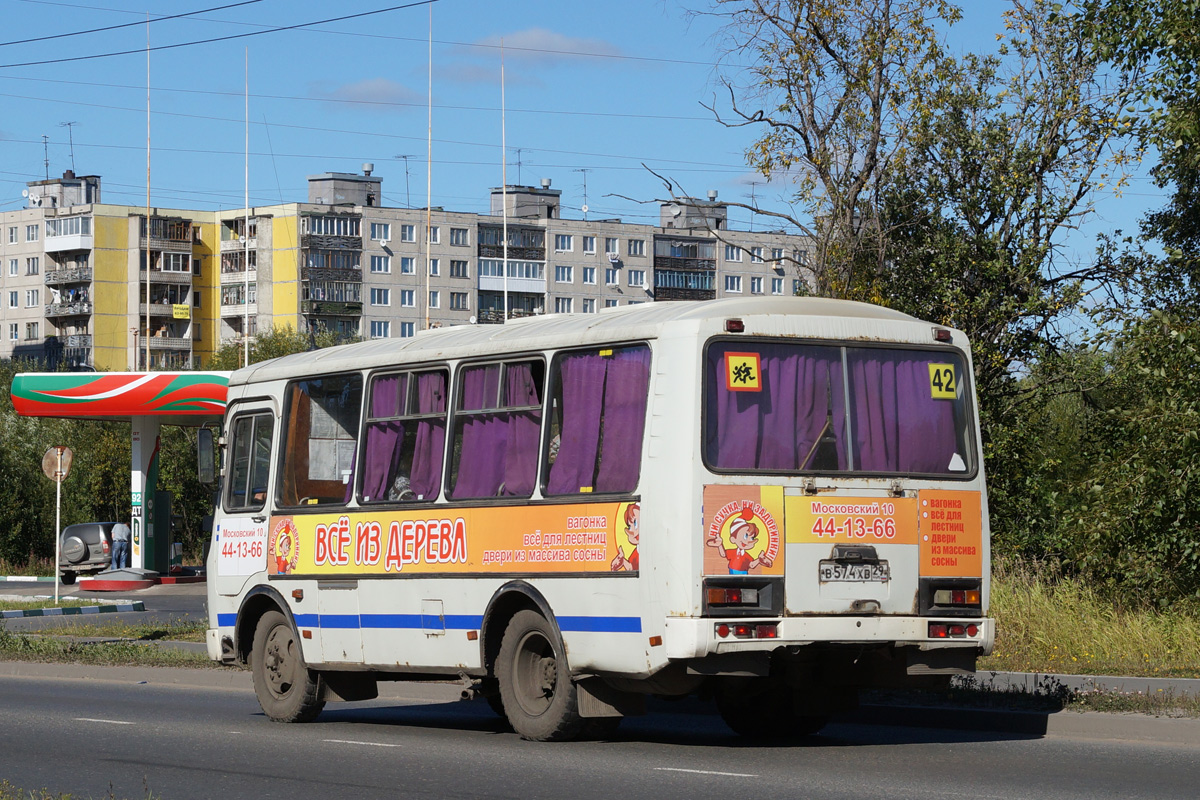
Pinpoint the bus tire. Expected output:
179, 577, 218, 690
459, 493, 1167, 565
716, 677, 828, 739
251, 609, 325, 723
496, 609, 585, 741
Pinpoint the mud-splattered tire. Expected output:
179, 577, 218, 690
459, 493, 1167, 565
251, 609, 325, 723
496, 609, 584, 741
716, 676, 828, 739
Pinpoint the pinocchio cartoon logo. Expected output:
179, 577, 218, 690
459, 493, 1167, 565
269, 517, 300, 575
706, 501, 780, 575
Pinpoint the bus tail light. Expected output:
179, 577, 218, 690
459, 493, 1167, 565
725, 318, 745, 333
928, 622, 978, 639
933, 588, 981, 606
715, 621, 779, 640
706, 587, 759, 606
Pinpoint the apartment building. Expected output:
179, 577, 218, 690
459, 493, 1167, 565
0, 168, 811, 370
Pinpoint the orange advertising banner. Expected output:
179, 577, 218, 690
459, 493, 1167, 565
267, 501, 639, 576
918, 490, 983, 577
703, 485, 785, 576
785, 496, 919, 545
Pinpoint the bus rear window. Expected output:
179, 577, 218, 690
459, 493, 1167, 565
705, 341, 973, 476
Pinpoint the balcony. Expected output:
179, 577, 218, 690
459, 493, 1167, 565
44, 234, 94, 254
64, 334, 92, 348
45, 267, 93, 286
652, 286, 715, 301
45, 301, 93, 318
220, 237, 257, 252
478, 244, 544, 261
300, 234, 362, 250
300, 266, 362, 282
220, 269, 258, 286
147, 336, 192, 351
654, 255, 716, 271
220, 302, 258, 317
139, 269, 194, 285
301, 300, 362, 316
139, 303, 190, 318
139, 236, 192, 253
477, 308, 540, 325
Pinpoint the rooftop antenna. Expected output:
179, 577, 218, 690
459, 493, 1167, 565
744, 181, 761, 232
42, 134, 49, 180
59, 122, 78, 172
394, 154, 412, 207
574, 168, 590, 220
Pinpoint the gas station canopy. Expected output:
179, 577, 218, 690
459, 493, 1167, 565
11, 372, 230, 425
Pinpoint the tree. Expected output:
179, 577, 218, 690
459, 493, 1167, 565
705, 0, 960, 294
206, 325, 358, 371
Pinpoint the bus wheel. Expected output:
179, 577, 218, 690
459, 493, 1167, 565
496, 609, 585, 741
716, 677, 828, 739
251, 609, 325, 723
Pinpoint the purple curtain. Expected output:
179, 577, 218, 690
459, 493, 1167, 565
409, 371, 447, 500
595, 346, 651, 492
452, 365, 505, 498
501, 362, 541, 497
849, 350, 958, 473
707, 344, 845, 471
361, 374, 406, 502
545, 354, 609, 495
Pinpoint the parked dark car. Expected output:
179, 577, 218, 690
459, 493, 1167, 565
59, 522, 118, 584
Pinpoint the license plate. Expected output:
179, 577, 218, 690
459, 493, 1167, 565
819, 560, 890, 583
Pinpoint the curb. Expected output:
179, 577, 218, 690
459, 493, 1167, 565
0, 601, 145, 619
0, 576, 56, 583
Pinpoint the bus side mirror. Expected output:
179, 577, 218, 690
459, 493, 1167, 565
198, 428, 217, 485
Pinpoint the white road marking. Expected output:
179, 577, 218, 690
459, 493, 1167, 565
322, 739, 402, 748
74, 718, 134, 725
655, 768, 758, 778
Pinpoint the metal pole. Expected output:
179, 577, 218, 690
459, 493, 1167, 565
54, 448, 62, 605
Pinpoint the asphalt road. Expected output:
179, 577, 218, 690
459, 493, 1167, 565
1, 667, 1199, 800
0, 579, 206, 631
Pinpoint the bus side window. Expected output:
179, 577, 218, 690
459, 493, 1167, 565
544, 344, 651, 495
226, 413, 272, 512
360, 368, 448, 503
449, 359, 543, 499
280, 373, 363, 507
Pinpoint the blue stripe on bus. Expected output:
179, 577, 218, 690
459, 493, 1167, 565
221, 612, 640, 632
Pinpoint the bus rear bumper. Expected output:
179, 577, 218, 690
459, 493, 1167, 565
664, 616, 995, 660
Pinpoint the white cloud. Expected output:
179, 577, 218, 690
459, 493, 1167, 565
308, 78, 423, 112
468, 28, 625, 63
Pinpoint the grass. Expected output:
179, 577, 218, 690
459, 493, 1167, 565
0, 556, 55, 578
979, 560, 1200, 679
0, 617, 215, 668
0, 778, 158, 800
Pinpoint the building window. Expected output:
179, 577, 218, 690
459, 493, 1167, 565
45, 216, 91, 237
370, 255, 391, 273
8, 324, 17, 341
400, 289, 415, 307
26, 224, 39, 242
400, 224, 415, 243
604, 237, 618, 254
582, 266, 596, 285
554, 234, 573, 252
8, 259, 16, 276
725, 244, 742, 262
751, 247, 764, 263
450, 291, 469, 310
429, 258, 440, 276
400, 322, 415, 338
193, 258, 203, 276
429, 290, 440, 309
605, 268, 619, 285
7, 227, 16, 244
162, 253, 190, 272
370, 320, 390, 339
25, 289, 39, 307
555, 265, 573, 283
627, 239, 645, 257
797, 248, 809, 264
555, 297, 573, 313
401, 257, 415, 274
370, 222, 390, 241
302, 216, 360, 236
793, 279, 804, 294
604, 299, 618, 308
194, 291, 202, 307
771, 247, 784, 262
26, 257, 38, 275
477, 259, 545, 279
8, 291, 16, 308
370, 288, 390, 306
725, 275, 742, 293
450, 259, 469, 278
582, 236, 596, 254
771, 277, 784, 295
582, 298, 596, 313
750, 276, 763, 294
427, 225, 440, 244
450, 227, 469, 246
25, 322, 38, 340
627, 269, 645, 288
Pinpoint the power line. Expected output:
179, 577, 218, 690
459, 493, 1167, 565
0, 1, 438, 70
0, 1, 264, 48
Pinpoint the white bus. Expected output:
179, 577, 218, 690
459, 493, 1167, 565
206, 297, 993, 740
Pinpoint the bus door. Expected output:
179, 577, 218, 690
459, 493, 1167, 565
214, 402, 276, 598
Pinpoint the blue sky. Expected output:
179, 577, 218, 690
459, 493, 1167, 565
0, 0, 1163, 250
